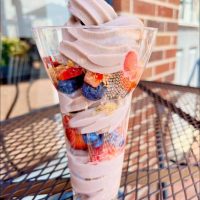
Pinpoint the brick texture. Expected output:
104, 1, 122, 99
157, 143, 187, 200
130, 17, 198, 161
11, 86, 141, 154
167, 23, 178, 31
166, 49, 177, 58
164, 73, 175, 82
156, 36, 171, 46
170, 61, 176, 70
113, 0, 180, 83
158, 6, 173, 18
155, 63, 170, 74
134, 0, 156, 16
146, 20, 165, 32
141, 67, 152, 79
169, 0, 180, 5
149, 51, 163, 62
171, 36, 177, 44
112, 0, 131, 12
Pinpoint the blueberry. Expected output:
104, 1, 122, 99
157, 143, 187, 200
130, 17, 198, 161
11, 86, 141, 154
82, 132, 103, 148
58, 75, 83, 94
93, 137, 103, 148
109, 131, 125, 147
82, 83, 106, 101
83, 132, 99, 143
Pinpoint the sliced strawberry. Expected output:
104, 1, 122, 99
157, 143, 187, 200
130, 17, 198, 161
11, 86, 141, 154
63, 115, 87, 150
65, 128, 87, 150
128, 67, 143, 82
43, 56, 62, 67
63, 115, 70, 128
58, 67, 83, 81
123, 51, 143, 88
52, 61, 61, 67
43, 56, 52, 67
95, 73, 103, 81
90, 146, 105, 162
84, 71, 103, 88
124, 51, 138, 72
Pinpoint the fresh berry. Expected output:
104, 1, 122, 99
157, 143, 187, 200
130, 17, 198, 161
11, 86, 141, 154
123, 51, 143, 82
65, 128, 87, 150
108, 131, 125, 147
58, 67, 83, 81
83, 132, 99, 143
52, 61, 61, 67
43, 56, 61, 67
82, 83, 106, 101
95, 73, 104, 80
124, 51, 138, 72
62, 115, 70, 128
93, 138, 103, 148
58, 75, 84, 94
82, 132, 103, 148
54, 65, 67, 74
90, 146, 106, 162
43, 56, 52, 67
129, 67, 143, 82
84, 71, 103, 87
121, 67, 143, 92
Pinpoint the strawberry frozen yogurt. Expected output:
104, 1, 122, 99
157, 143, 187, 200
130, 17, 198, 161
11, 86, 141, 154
51, 1, 144, 199
34, 0, 156, 199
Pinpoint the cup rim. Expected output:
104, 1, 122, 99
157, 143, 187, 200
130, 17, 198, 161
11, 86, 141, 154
32, 25, 157, 32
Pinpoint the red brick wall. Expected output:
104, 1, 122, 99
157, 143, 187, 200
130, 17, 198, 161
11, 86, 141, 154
113, 0, 179, 82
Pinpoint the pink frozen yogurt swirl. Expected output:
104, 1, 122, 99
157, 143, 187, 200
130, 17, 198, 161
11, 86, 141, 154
58, 1, 144, 199
58, 0, 144, 74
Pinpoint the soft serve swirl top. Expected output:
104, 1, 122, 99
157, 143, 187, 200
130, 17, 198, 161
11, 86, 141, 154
59, 0, 144, 74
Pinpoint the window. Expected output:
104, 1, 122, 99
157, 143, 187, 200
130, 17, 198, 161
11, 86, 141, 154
188, 48, 198, 86
179, 0, 199, 25
175, 50, 185, 85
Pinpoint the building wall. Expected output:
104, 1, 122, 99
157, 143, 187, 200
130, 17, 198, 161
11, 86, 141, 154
113, 0, 180, 82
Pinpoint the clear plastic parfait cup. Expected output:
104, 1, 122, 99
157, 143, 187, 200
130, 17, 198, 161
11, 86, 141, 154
33, 26, 157, 200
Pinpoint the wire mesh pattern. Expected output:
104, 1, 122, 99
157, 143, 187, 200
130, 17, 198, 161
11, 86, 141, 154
0, 81, 199, 200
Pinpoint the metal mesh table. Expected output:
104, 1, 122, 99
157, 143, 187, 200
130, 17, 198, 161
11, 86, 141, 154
1, 81, 200, 200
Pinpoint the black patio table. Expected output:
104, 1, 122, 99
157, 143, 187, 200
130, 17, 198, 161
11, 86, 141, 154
1, 81, 200, 200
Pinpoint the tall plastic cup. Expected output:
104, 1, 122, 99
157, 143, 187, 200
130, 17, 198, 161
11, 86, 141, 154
33, 26, 157, 200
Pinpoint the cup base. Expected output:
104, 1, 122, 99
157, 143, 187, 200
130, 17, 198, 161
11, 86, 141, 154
68, 150, 124, 200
